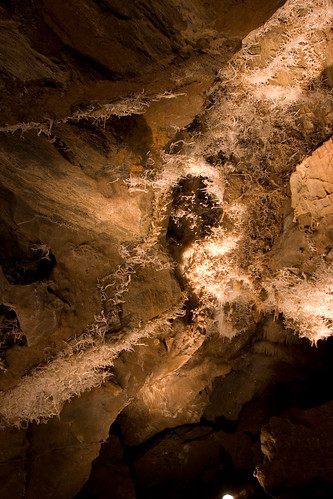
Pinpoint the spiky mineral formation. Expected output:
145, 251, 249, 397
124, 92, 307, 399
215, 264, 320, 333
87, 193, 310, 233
0, 0, 332, 431
0, 3, 333, 498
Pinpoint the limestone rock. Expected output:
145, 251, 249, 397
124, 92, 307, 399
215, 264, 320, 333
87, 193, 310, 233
24, 383, 128, 499
256, 401, 333, 497
133, 425, 232, 498
75, 433, 136, 499
133, 423, 260, 499
121, 267, 182, 327
0, 0, 333, 497
0, 20, 67, 83
41, 0, 190, 75
291, 137, 333, 230
0, 428, 28, 499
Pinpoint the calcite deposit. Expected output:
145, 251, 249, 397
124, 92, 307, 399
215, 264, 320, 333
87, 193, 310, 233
0, 0, 333, 498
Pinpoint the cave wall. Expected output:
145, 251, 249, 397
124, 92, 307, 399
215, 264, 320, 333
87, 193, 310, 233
0, 1, 333, 498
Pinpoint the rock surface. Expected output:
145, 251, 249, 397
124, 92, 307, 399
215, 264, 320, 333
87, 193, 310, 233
1, 0, 333, 498
291, 137, 333, 250
256, 402, 333, 497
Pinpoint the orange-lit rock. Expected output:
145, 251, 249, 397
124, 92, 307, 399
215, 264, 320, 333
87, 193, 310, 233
1, 1, 333, 498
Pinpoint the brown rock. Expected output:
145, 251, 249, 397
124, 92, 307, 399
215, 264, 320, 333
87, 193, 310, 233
255, 401, 333, 496
74, 434, 136, 499
24, 383, 128, 499
1, 1, 333, 497
0, 428, 28, 499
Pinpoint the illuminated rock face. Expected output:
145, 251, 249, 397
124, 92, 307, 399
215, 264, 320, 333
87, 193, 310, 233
291, 138, 333, 231
0, 1, 333, 498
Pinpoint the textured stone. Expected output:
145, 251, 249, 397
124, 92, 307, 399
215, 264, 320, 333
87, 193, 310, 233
121, 267, 182, 327
24, 383, 128, 499
0, 1, 333, 498
0, 20, 67, 83
0, 428, 28, 499
256, 401, 333, 496
75, 434, 136, 499
133, 425, 229, 496
291, 137, 333, 227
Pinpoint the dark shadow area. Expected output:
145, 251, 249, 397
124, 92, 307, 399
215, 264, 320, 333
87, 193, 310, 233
2, 245, 56, 285
166, 175, 223, 259
0, 186, 56, 285
0, 304, 27, 369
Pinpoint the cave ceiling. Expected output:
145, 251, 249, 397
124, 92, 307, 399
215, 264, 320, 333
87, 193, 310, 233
0, 1, 333, 498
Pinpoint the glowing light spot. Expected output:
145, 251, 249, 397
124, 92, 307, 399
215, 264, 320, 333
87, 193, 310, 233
222, 495, 234, 499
